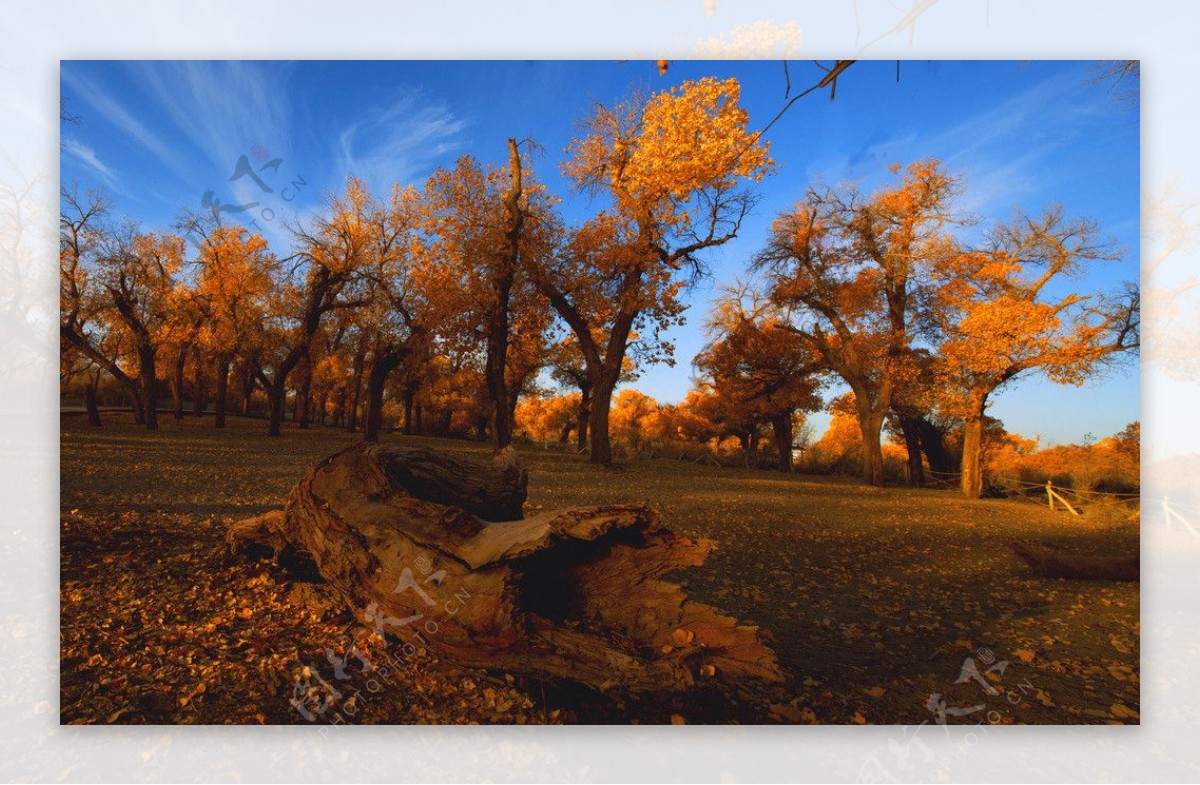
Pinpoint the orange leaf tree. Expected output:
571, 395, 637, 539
933, 207, 1139, 497
695, 283, 823, 472
533, 77, 773, 465
257, 178, 375, 437
93, 224, 185, 431
754, 161, 959, 486
185, 220, 277, 428
422, 149, 560, 449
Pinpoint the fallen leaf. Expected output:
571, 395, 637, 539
1110, 703, 1139, 720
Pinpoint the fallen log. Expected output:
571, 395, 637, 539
228, 443, 782, 694
1010, 541, 1139, 582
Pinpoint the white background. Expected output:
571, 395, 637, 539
2, 1, 1196, 781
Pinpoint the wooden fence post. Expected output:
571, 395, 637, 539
1046, 481, 1080, 516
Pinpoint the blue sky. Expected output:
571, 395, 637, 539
60, 60, 1140, 446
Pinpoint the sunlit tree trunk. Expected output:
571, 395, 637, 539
485, 138, 525, 452
855, 400, 886, 487
959, 394, 988, 499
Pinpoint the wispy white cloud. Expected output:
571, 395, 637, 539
61, 138, 116, 183
130, 61, 292, 177
60, 68, 192, 183
113, 61, 304, 250
814, 66, 1119, 216
335, 90, 466, 194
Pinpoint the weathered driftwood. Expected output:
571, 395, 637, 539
228, 443, 782, 693
1010, 541, 1139, 582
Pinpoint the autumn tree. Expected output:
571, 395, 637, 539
69, 214, 186, 432
515, 392, 581, 445
544, 336, 592, 450
754, 161, 959, 486
423, 147, 559, 450
532, 78, 773, 465
184, 219, 278, 428
609, 389, 668, 457
697, 283, 822, 472
330, 182, 434, 444
60, 187, 147, 423
257, 179, 372, 437
158, 282, 204, 422
933, 207, 1139, 497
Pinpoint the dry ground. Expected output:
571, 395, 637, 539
60, 412, 1139, 725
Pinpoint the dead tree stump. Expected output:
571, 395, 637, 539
228, 443, 782, 693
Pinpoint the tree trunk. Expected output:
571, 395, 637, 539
227, 443, 783, 694
899, 415, 925, 486
267, 380, 286, 438
960, 414, 984, 499
916, 416, 955, 475
485, 137, 524, 453
85, 370, 102, 427
317, 391, 328, 426
588, 379, 615, 465
241, 365, 256, 416
362, 352, 402, 444
856, 404, 886, 487
559, 420, 573, 445
129, 385, 145, 424
770, 413, 793, 473
215, 355, 231, 429
172, 348, 187, 421
138, 344, 158, 431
